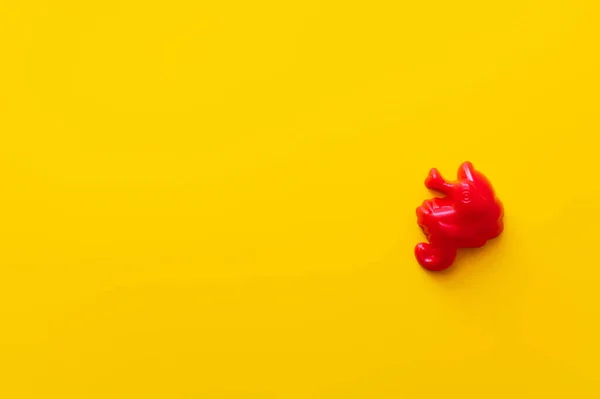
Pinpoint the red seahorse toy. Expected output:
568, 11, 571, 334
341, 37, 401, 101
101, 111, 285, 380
415, 161, 504, 271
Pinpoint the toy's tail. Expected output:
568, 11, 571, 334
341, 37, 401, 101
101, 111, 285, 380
414, 243, 456, 271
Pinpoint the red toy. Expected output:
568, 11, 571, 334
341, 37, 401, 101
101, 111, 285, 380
415, 162, 504, 271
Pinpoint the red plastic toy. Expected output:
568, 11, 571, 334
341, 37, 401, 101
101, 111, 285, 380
415, 162, 504, 271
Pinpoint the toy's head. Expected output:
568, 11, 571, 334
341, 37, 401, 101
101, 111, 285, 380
453, 162, 499, 216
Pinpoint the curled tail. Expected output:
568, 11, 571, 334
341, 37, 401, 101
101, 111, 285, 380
414, 243, 456, 271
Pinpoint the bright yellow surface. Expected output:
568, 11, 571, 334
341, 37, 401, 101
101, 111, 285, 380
1, 1, 600, 397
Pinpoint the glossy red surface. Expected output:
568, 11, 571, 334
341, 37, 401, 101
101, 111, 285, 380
415, 162, 504, 271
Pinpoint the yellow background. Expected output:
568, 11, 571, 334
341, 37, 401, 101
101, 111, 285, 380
1, 1, 600, 397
